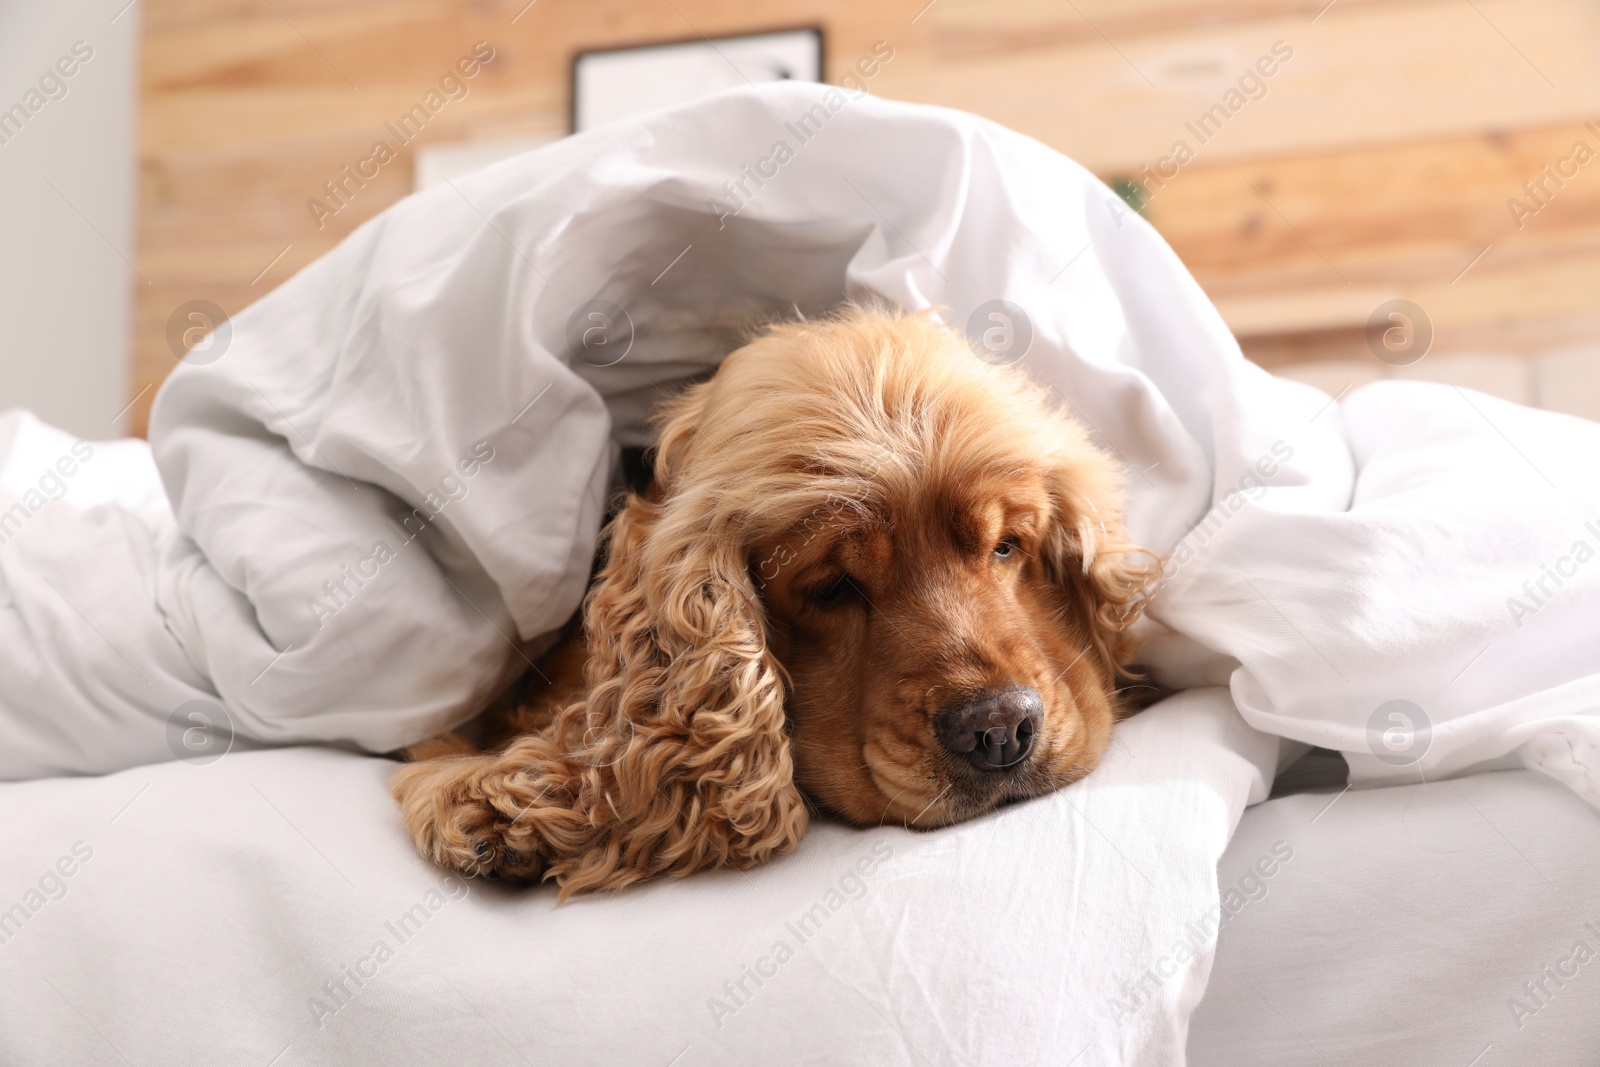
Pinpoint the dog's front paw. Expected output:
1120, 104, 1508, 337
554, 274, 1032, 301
466, 833, 546, 883
392, 758, 547, 884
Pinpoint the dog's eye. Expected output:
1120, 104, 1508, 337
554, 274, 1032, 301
808, 574, 860, 609
994, 536, 1021, 560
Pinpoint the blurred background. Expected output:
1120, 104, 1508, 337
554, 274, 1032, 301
5, 0, 1600, 439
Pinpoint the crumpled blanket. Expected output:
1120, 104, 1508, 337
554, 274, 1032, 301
5, 82, 1593, 800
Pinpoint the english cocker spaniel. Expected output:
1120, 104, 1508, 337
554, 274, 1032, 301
393, 307, 1155, 896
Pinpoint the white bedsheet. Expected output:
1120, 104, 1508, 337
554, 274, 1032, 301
0, 690, 1275, 1067
1192, 767, 1600, 1065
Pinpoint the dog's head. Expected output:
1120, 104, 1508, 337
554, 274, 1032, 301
558, 307, 1153, 891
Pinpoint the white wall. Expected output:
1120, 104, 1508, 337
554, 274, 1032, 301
0, 0, 138, 439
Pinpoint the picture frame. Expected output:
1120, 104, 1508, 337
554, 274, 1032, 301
571, 27, 824, 134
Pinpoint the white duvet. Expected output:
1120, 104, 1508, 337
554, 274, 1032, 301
1, 83, 1598, 1064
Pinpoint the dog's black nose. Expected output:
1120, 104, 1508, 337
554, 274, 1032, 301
934, 688, 1043, 771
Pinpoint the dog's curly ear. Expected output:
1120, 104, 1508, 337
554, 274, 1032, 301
539, 429, 809, 894
1039, 438, 1157, 682
394, 382, 809, 898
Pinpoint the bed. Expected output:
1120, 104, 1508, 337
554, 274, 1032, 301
1195, 757, 1600, 1066
1, 691, 1275, 1066
7, 722, 1597, 1064
3, 83, 1599, 1065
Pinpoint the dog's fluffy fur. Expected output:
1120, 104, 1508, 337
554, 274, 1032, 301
393, 307, 1154, 897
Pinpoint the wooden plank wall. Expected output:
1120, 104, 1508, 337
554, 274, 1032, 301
132, 0, 1600, 435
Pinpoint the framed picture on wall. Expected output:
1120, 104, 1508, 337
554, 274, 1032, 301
571, 27, 824, 133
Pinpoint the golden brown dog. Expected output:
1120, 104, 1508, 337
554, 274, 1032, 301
393, 306, 1155, 897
